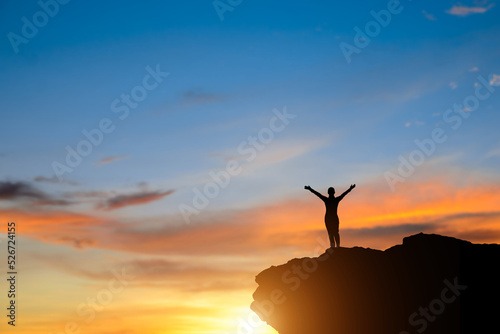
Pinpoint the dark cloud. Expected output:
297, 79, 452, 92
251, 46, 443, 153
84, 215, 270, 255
343, 223, 432, 238
439, 211, 500, 222
64, 190, 114, 199
97, 189, 175, 210
0, 181, 72, 206
34, 175, 58, 183
0, 181, 45, 200
452, 228, 500, 242
34, 199, 73, 206
341, 211, 500, 246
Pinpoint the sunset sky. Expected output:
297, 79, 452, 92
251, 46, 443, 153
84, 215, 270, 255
1, 0, 500, 333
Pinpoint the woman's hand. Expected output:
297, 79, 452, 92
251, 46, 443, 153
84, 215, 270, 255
304, 185, 311, 190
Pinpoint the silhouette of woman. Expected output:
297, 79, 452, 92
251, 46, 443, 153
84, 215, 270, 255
304, 184, 355, 248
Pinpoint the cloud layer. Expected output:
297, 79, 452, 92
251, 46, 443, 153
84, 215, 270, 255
3, 171, 499, 256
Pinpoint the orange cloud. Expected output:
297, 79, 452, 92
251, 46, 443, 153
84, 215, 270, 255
0, 208, 108, 248
5, 174, 500, 334
2, 174, 499, 255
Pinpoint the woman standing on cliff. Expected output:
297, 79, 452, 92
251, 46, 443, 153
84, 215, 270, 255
304, 184, 356, 248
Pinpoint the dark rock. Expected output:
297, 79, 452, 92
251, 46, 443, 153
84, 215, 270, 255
251, 233, 500, 334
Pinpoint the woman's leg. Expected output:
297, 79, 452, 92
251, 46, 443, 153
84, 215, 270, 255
328, 231, 336, 248
326, 217, 340, 248
333, 231, 340, 247
325, 223, 335, 248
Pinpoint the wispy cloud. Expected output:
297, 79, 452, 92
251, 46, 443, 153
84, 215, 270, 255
449, 81, 458, 90
405, 120, 425, 127
2, 179, 176, 210
96, 189, 175, 210
422, 10, 437, 20
50, 256, 257, 291
64, 190, 114, 199
486, 147, 500, 157
182, 89, 225, 106
446, 3, 494, 16
33, 198, 73, 206
489, 74, 500, 86
96, 155, 130, 165
34, 175, 78, 185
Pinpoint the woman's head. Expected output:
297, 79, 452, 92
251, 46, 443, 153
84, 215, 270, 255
328, 187, 335, 196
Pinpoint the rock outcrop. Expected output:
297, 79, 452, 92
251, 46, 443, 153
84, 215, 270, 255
251, 233, 500, 334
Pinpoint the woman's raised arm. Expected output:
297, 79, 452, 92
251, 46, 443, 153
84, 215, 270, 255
338, 184, 356, 201
305, 185, 327, 201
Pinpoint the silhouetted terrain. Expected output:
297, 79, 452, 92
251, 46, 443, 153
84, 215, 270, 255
251, 233, 500, 334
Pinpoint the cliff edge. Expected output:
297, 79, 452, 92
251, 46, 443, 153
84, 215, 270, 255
251, 233, 500, 334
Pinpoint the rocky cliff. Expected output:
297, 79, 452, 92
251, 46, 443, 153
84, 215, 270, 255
251, 233, 500, 334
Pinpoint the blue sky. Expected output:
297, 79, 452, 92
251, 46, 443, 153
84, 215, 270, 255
1, 1, 500, 333
1, 0, 500, 216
